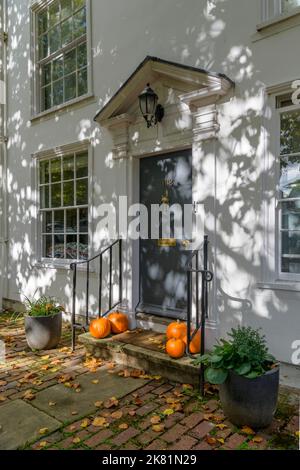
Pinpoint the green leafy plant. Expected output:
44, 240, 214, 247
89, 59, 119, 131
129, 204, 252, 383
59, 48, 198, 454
194, 326, 277, 385
24, 294, 64, 318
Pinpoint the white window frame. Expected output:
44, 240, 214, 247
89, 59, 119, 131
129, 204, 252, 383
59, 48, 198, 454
261, 0, 300, 21
276, 99, 300, 281
32, 140, 92, 268
30, 0, 93, 118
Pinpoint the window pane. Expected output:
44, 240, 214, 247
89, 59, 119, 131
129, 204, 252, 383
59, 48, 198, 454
66, 235, 78, 259
54, 210, 64, 233
280, 110, 300, 155
79, 207, 88, 232
51, 183, 62, 208
61, 0, 73, 19
40, 185, 50, 209
64, 73, 76, 101
42, 85, 52, 111
282, 0, 300, 13
63, 181, 74, 206
49, 1, 60, 28
42, 63, 51, 86
53, 79, 64, 106
76, 152, 88, 178
73, 7, 86, 38
66, 209, 77, 232
39, 34, 48, 60
42, 211, 52, 233
49, 24, 61, 54
282, 257, 300, 273
282, 200, 300, 230
53, 56, 64, 81
38, 10, 48, 36
61, 17, 73, 46
280, 156, 300, 198
73, 0, 85, 11
78, 67, 87, 96
76, 179, 88, 205
77, 42, 87, 68
63, 155, 74, 180
43, 235, 53, 258
40, 160, 49, 184
64, 48, 76, 75
54, 234, 65, 258
51, 158, 61, 182
282, 231, 300, 256
79, 234, 88, 260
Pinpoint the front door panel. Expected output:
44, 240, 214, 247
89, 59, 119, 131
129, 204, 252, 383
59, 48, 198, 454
139, 150, 192, 319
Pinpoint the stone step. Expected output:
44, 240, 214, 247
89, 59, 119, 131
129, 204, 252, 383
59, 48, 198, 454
78, 330, 200, 385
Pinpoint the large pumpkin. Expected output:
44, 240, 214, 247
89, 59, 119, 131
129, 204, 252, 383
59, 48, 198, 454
183, 330, 201, 354
89, 317, 111, 339
166, 338, 185, 359
108, 312, 129, 334
166, 321, 187, 340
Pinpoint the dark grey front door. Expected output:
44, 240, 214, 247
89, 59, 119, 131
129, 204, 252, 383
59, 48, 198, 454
139, 150, 192, 319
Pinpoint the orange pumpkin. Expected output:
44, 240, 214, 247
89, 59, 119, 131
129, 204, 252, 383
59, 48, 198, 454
166, 321, 187, 340
183, 330, 201, 354
89, 317, 111, 339
166, 338, 185, 359
108, 312, 129, 334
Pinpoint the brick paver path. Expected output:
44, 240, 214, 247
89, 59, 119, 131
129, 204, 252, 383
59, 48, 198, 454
0, 312, 299, 450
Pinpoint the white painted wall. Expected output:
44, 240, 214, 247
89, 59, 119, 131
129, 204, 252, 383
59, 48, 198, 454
3, 0, 300, 364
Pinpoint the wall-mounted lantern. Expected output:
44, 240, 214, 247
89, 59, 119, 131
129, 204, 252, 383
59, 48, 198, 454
138, 83, 164, 128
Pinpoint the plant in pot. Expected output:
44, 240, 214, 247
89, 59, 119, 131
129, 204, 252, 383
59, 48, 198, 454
194, 326, 279, 429
24, 295, 64, 351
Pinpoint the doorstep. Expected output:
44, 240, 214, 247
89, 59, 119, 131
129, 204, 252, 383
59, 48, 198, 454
78, 329, 200, 385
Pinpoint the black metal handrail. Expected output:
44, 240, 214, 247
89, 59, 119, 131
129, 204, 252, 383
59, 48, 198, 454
70, 239, 123, 350
186, 235, 213, 396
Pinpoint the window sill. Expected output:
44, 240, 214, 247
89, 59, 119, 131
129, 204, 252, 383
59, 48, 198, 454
33, 261, 95, 273
30, 93, 96, 124
256, 281, 300, 292
253, 8, 300, 41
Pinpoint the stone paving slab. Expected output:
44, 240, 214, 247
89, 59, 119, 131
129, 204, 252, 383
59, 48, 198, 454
33, 367, 149, 423
0, 399, 61, 450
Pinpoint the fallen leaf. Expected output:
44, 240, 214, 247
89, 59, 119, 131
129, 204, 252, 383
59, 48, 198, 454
212, 415, 225, 423
75, 388, 81, 393
0, 396, 7, 402
104, 397, 119, 409
92, 417, 108, 427
71, 411, 78, 416
0, 381, 7, 387
69, 425, 76, 431
41, 355, 50, 360
72, 437, 81, 444
203, 413, 214, 421
119, 423, 129, 430
153, 376, 162, 381
58, 374, 74, 384
92, 380, 99, 384
111, 410, 123, 420
128, 410, 136, 417
134, 398, 143, 406
107, 362, 116, 370
39, 428, 49, 435
39, 441, 48, 448
80, 419, 90, 428
150, 416, 161, 425
23, 390, 36, 401
182, 384, 193, 390
94, 401, 103, 408
217, 438, 225, 445
252, 436, 264, 443
48, 401, 56, 407
216, 424, 228, 430
163, 409, 174, 416
206, 436, 217, 446
152, 424, 165, 433
295, 431, 300, 438
171, 403, 183, 412
241, 425, 255, 435
59, 347, 69, 353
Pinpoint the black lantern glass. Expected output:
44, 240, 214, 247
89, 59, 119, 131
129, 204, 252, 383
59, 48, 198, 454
139, 83, 164, 128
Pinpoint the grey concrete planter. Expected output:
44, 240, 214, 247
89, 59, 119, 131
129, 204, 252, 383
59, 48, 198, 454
25, 311, 62, 351
219, 367, 279, 429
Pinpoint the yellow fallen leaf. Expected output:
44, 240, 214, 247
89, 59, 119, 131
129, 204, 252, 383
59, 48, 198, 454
80, 419, 90, 428
23, 390, 36, 401
241, 425, 255, 435
152, 424, 165, 433
252, 436, 264, 443
39, 441, 48, 448
48, 401, 56, 407
39, 428, 49, 435
92, 380, 99, 384
111, 410, 123, 420
216, 424, 228, 430
119, 423, 129, 430
41, 355, 50, 360
217, 438, 225, 445
295, 431, 300, 438
72, 437, 81, 444
153, 376, 162, 380
92, 417, 108, 427
150, 416, 161, 425
163, 409, 174, 416
94, 401, 103, 408
0, 396, 7, 402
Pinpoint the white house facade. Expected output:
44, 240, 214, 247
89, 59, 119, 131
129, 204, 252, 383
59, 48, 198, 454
0, 0, 300, 365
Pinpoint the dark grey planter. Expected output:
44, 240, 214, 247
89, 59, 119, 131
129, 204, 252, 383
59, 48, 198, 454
219, 367, 279, 429
25, 311, 62, 351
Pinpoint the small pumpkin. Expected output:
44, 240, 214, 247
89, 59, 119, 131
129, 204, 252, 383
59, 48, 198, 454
166, 320, 187, 340
183, 330, 201, 354
108, 311, 129, 334
89, 317, 111, 339
166, 338, 185, 359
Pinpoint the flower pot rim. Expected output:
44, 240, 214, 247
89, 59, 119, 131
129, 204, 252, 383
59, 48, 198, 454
24, 310, 63, 320
228, 365, 280, 380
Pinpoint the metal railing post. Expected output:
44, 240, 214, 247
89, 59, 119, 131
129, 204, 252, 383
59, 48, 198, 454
71, 263, 77, 352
